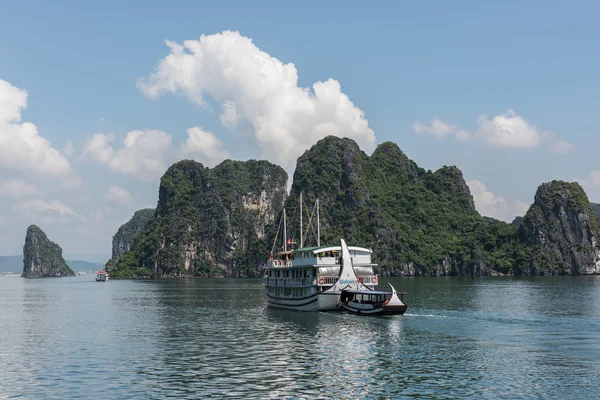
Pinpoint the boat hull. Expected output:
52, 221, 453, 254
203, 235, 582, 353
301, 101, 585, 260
266, 293, 319, 311
341, 303, 407, 316
265, 291, 344, 312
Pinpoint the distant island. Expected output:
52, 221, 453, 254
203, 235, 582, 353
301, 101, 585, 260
105, 136, 600, 279
21, 225, 75, 278
0, 256, 102, 274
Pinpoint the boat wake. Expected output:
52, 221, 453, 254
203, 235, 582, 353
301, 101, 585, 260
404, 313, 448, 318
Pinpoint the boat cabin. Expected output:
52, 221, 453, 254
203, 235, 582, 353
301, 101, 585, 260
340, 289, 401, 307
340, 287, 408, 315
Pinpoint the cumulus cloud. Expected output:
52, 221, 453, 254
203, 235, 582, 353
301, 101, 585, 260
181, 127, 230, 167
137, 30, 376, 169
575, 170, 600, 202
82, 133, 115, 163
467, 180, 529, 222
476, 110, 540, 148
83, 130, 172, 181
413, 117, 458, 139
541, 132, 574, 154
0, 79, 71, 176
104, 185, 134, 206
0, 180, 41, 198
63, 140, 74, 157
16, 199, 77, 217
61, 175, 84, 190
220, 101, 240, 130
413, 109, 572, 153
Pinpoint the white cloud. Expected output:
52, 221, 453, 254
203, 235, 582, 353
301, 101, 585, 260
576, 170, 600, 202
541, 132, 574, 154
476, 109, 540, 148
412, 117, 457, 139
61, 175, 84, 190
0, 79, 71, 176
104, 185, 134, 206
467, 180, 529, 222
413, 109, 572, 153
220, 101, 240, 130
181, 127, 230, 167
83, 130, 172, 181
82, 133, 114, 163
63, 140, 74, 157
16, 199, 77, 217
0, 180, 41, 198
137, 30, 376, 170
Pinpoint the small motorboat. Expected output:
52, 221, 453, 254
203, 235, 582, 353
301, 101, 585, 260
95, 270, 109, 282
340, 283, 407, 315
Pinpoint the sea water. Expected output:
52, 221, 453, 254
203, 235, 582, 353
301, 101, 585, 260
0, 275, 599, 399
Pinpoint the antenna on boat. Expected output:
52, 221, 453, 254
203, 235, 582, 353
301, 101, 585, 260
283, 207, 287, 252
300, 192, 303, 249
317, 198, 320, 247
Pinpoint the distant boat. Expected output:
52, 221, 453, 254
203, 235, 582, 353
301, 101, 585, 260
95, 270, 109, 282
340, 283, 408, 316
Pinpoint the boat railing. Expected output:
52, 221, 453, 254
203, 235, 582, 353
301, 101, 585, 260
317, 276, 338, 286
263, 274, 379, 287
267, 260, 294, 268
262, 277, 316, 287
357, 275, 379, 285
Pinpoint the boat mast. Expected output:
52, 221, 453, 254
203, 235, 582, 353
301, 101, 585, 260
317, 198, 320, 246
283, 207, 287, 252
300, 193, 303, 249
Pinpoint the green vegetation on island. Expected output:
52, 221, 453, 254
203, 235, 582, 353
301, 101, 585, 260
22, 225, 75, 278
112, 208, 155, 260
591, 203, 600, 220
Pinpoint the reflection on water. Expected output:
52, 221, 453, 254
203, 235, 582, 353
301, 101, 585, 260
0, 275, 598, 398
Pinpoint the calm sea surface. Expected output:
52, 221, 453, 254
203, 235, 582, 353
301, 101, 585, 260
0, 275, 599, 399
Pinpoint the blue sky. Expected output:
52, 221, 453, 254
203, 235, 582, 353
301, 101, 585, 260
1, 0, 599, 262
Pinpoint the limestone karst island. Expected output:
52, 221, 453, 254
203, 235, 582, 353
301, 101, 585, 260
21, 225, 75, 278
96, 136, 600, 280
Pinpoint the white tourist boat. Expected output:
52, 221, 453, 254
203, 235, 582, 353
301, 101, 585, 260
340, 283, 408, 316
95, 270, 109, 282
262, 195, 379, 311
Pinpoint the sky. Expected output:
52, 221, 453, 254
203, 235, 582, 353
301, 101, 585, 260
1, 0, 599, 262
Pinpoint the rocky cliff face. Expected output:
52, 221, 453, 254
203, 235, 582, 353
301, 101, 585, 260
22, 225, 75, 278
591, 203, 600, 220
112, 208, 154, 259
511, 217, 524, 228
519, 181, 600, 275
112, 159, 287, 278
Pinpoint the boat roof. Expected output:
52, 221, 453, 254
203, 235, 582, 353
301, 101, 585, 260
293, 245, 372, 254
342, 289, 392, 295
